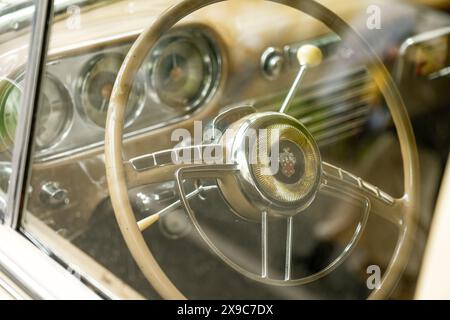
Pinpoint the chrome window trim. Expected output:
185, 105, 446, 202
0, 269, 30, 300
0, 224, 100, 299
21, 214, 145, 300
5, 0, 53, 228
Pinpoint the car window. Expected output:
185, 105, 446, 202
12, 0, 448, 299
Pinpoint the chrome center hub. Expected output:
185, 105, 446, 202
218, 111, 322, 220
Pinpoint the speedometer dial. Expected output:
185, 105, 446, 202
78, 54, 145, 128
148, 29, 221, 111
152, 40, 205, 108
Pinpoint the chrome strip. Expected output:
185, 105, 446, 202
284, 216, 293, 281
36, 112, 197, 163
261, 211, 268, 279
0, 270, 29, 300
395, 26, 450, 82
0, 224, 100, 299
5, 0, 53, 228
322, 162, 395, 205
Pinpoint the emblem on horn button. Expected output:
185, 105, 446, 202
281, 148, 296, 178
274, 140, 306, 185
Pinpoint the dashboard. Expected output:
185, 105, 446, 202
0, 25, 223, 161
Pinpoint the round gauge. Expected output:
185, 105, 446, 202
0, 75, 72, 152
0, 81, 20, 152
78, 54, 145, 128
148, 29, 221, 110
34, 74, 73, 150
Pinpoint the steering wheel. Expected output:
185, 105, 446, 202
105, 0, 419, 299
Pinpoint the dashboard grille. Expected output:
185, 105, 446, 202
253, 68, 377, 146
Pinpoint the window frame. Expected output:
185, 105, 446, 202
4, 0, 53, 228
0, 0, 101, 300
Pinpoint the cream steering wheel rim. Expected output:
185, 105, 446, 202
105, 0, 420, 300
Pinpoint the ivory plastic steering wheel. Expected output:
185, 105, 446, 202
105, 0, 419, 300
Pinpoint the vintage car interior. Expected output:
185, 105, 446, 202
0, 0, 449, 300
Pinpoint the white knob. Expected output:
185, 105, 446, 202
297, 44, 323, 68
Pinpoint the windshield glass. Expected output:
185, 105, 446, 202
1, 0, 447, 300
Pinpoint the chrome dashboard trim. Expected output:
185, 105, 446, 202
33, 25, 223, 163
35, 111, 197, 163
395, 26, 450, 82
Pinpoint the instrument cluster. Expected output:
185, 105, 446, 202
0, 26, 222, 161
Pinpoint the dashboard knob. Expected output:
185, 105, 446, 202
297, 44, 323, 68
261, 47, 285, 80
40, 182, 69, 207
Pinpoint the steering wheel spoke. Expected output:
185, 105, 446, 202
284, 216, 294, 281
321, 162, 404, 226
125, 144, 225, 188
260, 211, 269, 278
260, 213, 293, 281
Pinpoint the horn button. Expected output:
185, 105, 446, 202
218, 112, 322, 220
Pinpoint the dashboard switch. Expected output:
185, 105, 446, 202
261, 47, 285, 80
40, 182, 69, 207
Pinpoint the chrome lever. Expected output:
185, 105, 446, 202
279, 45, 323, 114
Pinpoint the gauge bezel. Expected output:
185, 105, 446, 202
33, 73, 74, 152
146, 27, 222, 112
76, 53, 146, 129
0, 73, 73, 153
